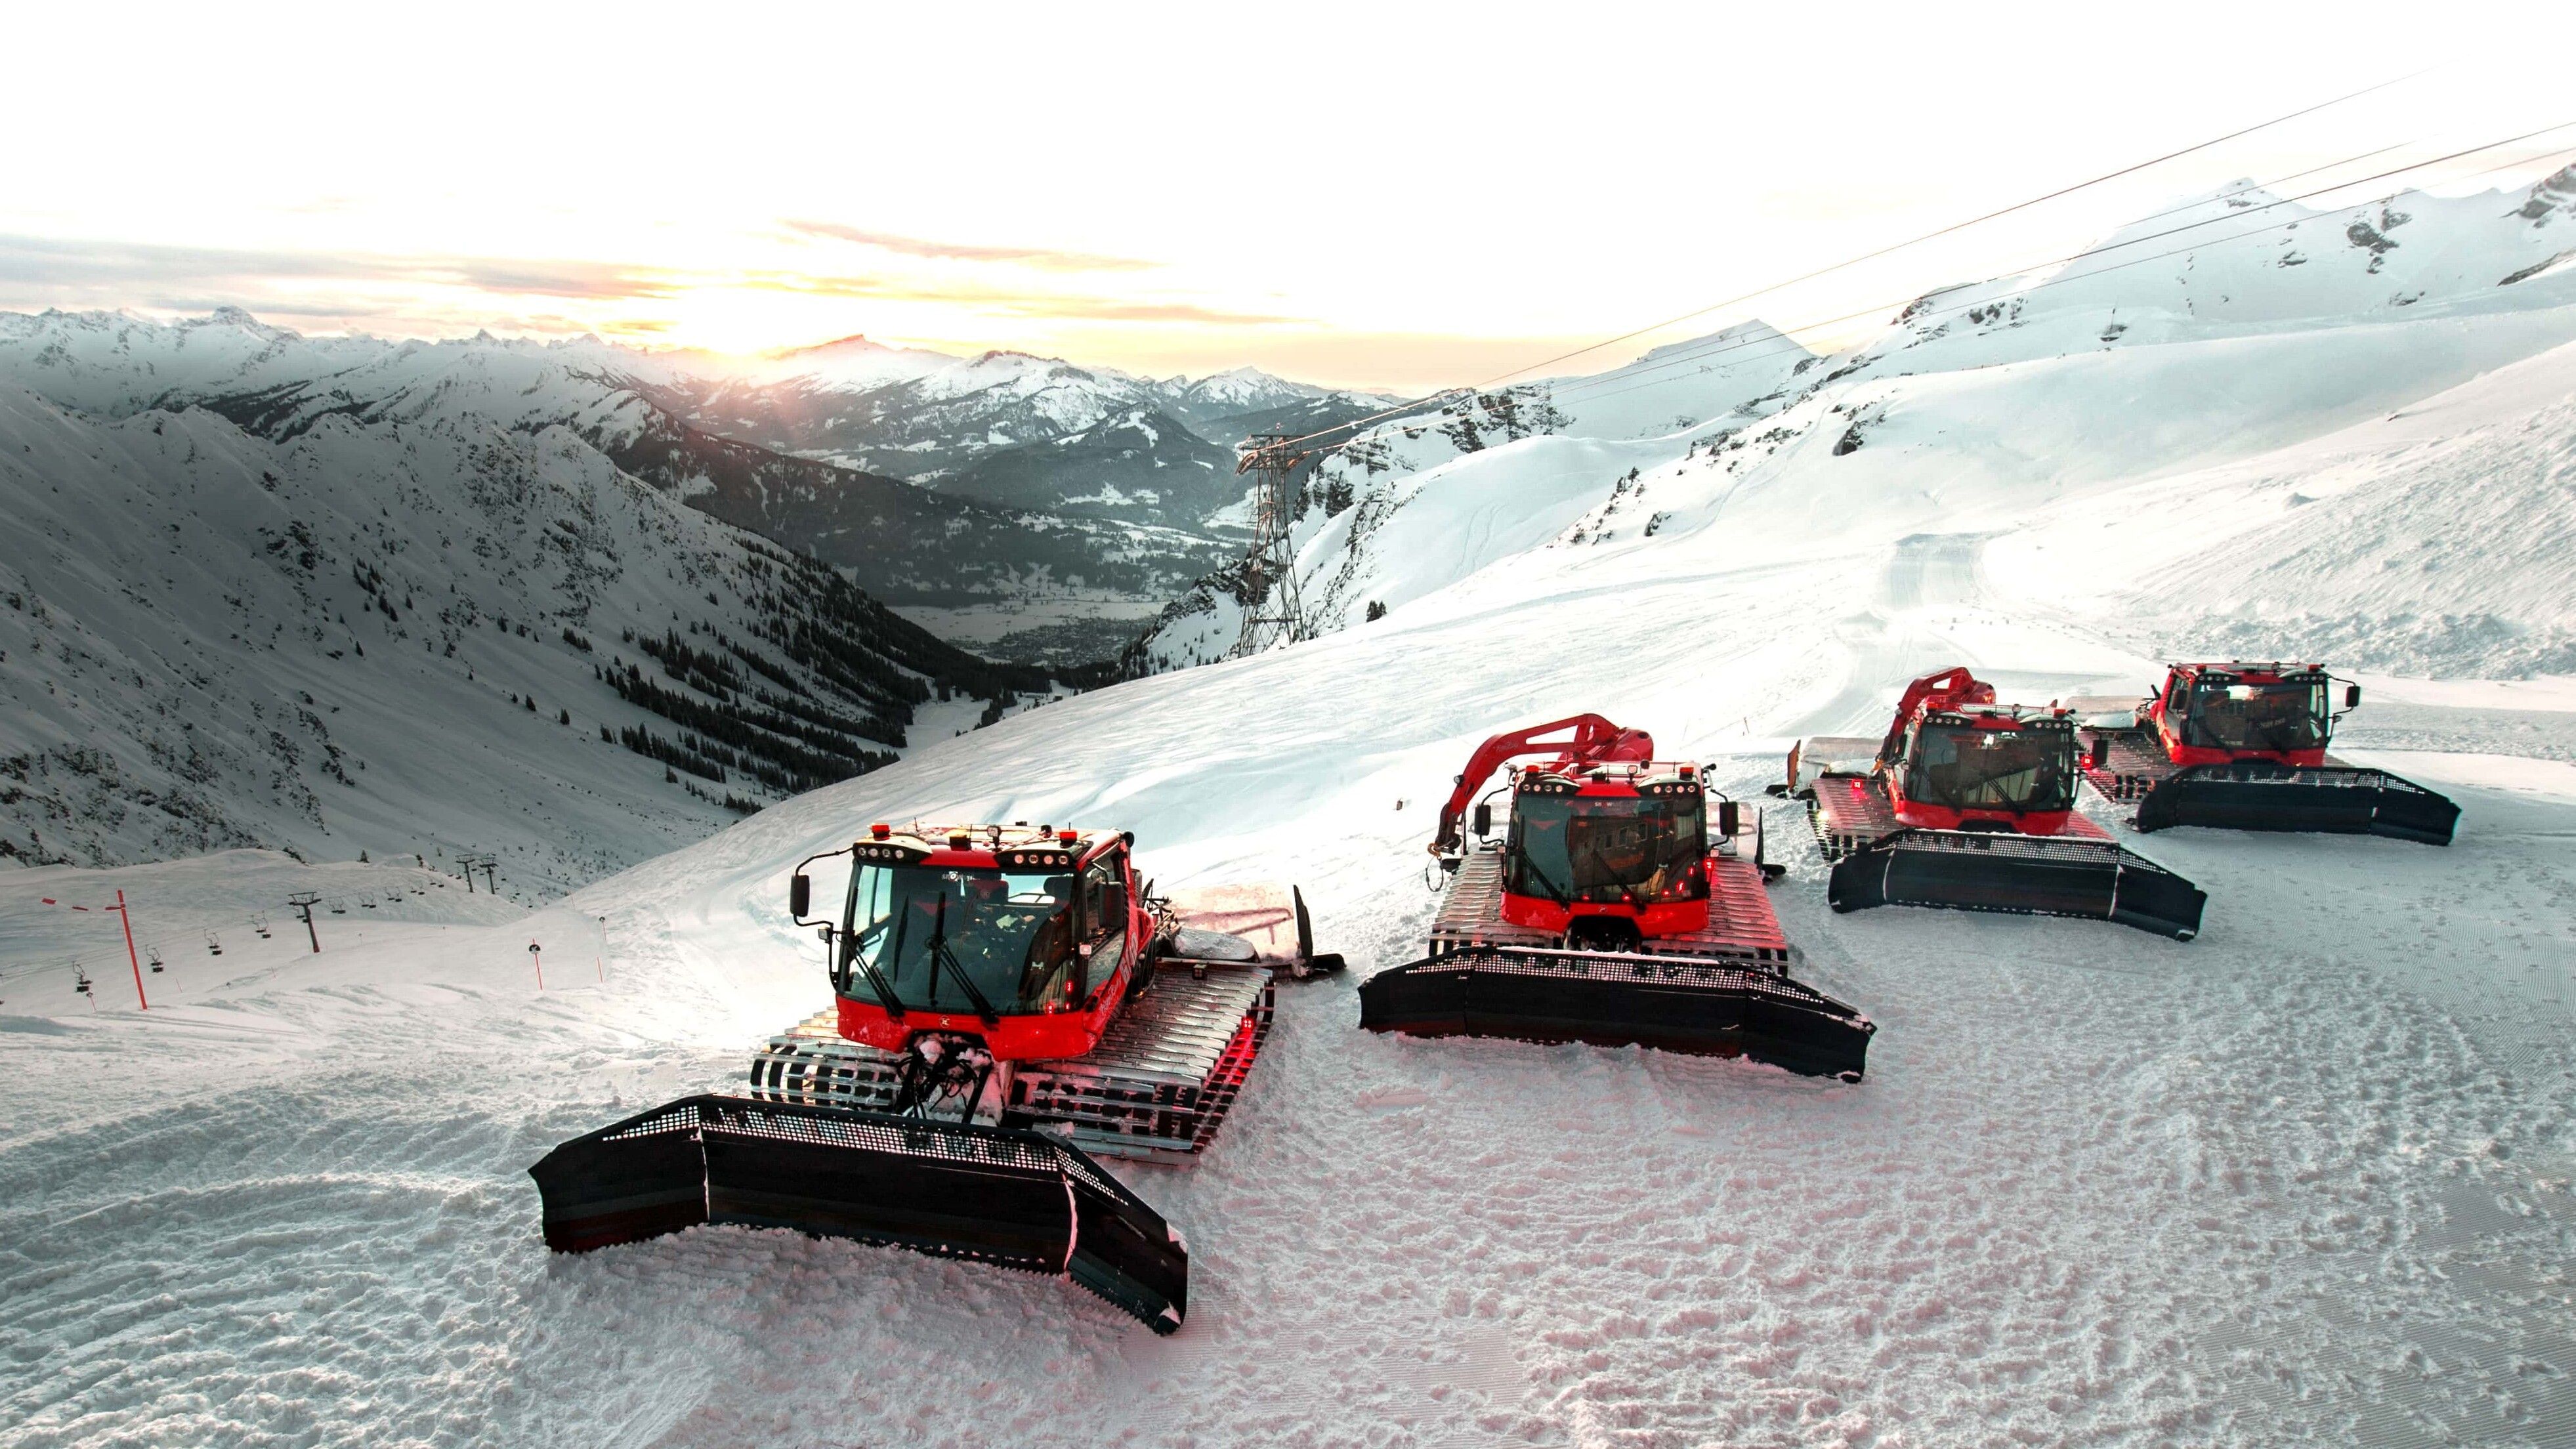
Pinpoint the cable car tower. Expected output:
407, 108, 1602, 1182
1229, 434, 1311, 658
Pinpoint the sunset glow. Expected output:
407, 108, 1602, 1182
8, 4, 2571, 390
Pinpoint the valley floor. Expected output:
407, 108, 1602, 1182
892, 591, 1168, 669
4, 528, 2572, 1448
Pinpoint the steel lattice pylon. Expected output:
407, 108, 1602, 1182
1229, 434, 1310, 658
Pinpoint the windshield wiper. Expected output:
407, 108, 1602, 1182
927, 894, 1003, 1026
1517, 856, 1578, 908
845, 914, 907, 1019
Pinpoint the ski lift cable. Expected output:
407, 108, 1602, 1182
1536, 138, 2428, 404
1472, 68, 2441, 392
2, 871, 476, 990
1561, 148, 2572, 419
1329, 135, 2436, 436
1540, 125, 2576, 406
1567, 142, 2576, 414
1555, 125, 2576, 411
1552, 125, 2576, 411
1262, 68, 2438, 455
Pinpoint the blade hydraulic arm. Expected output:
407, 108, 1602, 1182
1877, 666, 1997, 766
1432, 714, 1655, 854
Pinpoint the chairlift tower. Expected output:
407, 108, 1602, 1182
1229, 434, 1311, 659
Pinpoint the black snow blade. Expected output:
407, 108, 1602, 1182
1826, 829, 2205, 940
528, 1095, 1187, 1334
2134, 762, 2458, 845
1358, 946, 1874, 1082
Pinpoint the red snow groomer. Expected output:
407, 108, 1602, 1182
2077, 662, 2457, 845
528, 822, 1341, 1335
1359, 715, 1875, 1080
1785, 667, 2206, 939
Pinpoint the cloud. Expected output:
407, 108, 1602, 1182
0, 233, 1301, 339
780, 219, 1158, 272
1003, 297, 1306, 326
0, 234, 685, 303
425, 257, 682, 301
740, 269, 1302, 326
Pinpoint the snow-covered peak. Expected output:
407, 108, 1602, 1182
2516, 161, 2576, 224
1148, 366, 1354, 432
2080, 178, 2305, 253
772, 331, 897, 360
1172, 364, 1322, 404
746, 332, 963, 390
1133, 161, 2576, 677
0, 308, 379, 417
1631, 319, 1802, 369
194, 304, 296, 339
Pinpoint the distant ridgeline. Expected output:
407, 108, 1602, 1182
0, 325, 1080, 891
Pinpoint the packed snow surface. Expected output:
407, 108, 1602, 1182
9, 171, 2576, 1445
9, 450, 2576, 1446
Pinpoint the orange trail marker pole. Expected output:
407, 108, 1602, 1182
114, 890, 148, 1011
528, 940, 544, 991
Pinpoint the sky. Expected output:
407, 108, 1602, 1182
7, 3, 2576, 392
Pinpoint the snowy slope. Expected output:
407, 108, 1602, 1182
1985, 335, 2576, 677
11, 169, 2576, 1449
935, 406, 1240, 525
5, 451, 2572, 1442
1124, 319, 1819, 670
1126, 167, 2576, 675
0, 381, 1052, 892
0, 311, 1235, 617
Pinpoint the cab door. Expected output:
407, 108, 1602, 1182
1078, 845, 1135, 1000
2151, 671, 2190, 751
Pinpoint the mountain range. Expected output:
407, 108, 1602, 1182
0, 310, 1397, 887
1126, 166, 2576, 676
0, 311, 1393, 666
13, 164, 2575, 892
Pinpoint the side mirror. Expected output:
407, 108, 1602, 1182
1471, 802, 1492, 838
2345, 684, 2361, 709
2088, 735, 2110, 768
1717, 801, 1741, 837
789, 872, 811, 918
